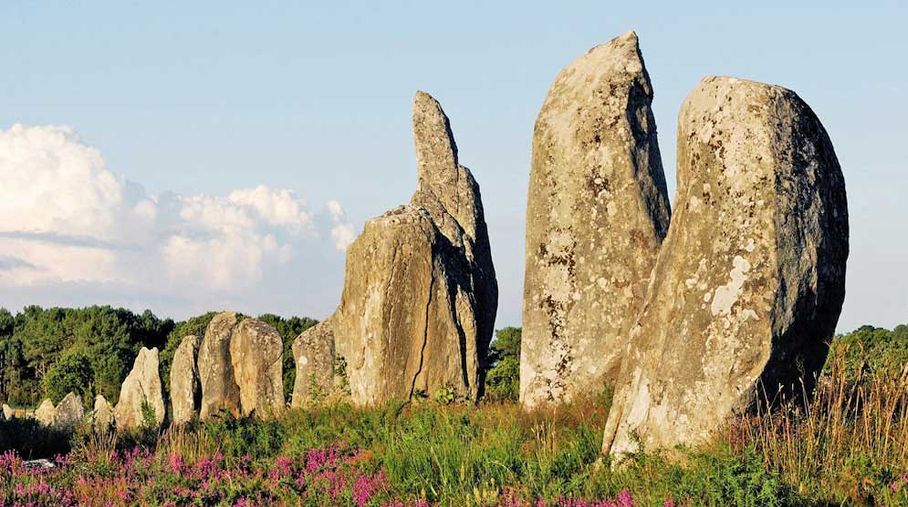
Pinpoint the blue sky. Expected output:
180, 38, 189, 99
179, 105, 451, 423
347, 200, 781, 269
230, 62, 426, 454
0, 1, 905, 332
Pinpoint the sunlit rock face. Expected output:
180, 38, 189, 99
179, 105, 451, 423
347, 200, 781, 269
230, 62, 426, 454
521, 32, 671, 408
170, 334, 201, 425
115, 347, 165, 430
230, 319, 284, 417
198, 312, 242, 420
602, 76, 848, 456
307, 91, 498, 406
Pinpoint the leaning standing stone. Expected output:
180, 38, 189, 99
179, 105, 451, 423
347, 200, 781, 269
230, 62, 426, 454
603, 77, 848, 456
522, 31, 671, 408
34, 399, 55, 427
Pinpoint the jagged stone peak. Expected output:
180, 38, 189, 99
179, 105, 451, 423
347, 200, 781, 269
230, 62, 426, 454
410, 90, 482, 243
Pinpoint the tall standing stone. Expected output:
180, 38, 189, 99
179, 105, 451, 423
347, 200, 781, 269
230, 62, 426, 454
311, 91, 497, 406
1, 403, 12, 420
522, 32, 671, 407
602, 77, 848, 456
198, 312, 242, 419
230, 319, 284, 416
115, 347, 166, 430
170, 335, 201, 424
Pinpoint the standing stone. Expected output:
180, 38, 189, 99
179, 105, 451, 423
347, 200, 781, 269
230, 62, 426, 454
198, 312, 242, 420
291, 320, 337, 407
51, 392, 84, 431
92, 395, 115, 433
34, 399, 55, 426
602, 77, 848, 456
115, 347, 166, 430
230, 319, 284, 416
1, 403, 11, 420
170, 335, 201, 424
522, 31, 671, 408
316, 91, 497, 406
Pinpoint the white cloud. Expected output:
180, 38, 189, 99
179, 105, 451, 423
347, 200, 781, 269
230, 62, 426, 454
325, 199, 356, 252
0, 123, 345, 299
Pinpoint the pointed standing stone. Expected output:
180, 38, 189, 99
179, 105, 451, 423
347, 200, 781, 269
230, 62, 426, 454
51, 392, 84, 431
603, 77, 848, 456
522, 32, 671, 408
34, 399, 55, 426
309, 91, 498, 405
170, 335, 201, 425
115, 347, 166, 430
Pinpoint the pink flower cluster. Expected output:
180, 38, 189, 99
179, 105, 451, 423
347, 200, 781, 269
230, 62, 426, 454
891, 474, 908, 491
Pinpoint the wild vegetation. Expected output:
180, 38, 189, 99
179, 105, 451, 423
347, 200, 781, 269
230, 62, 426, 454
1, 311, 907, 505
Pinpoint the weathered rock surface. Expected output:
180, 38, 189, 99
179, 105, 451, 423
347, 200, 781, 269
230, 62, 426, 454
230, 319, 284, 416
115, 347, 166, 430
521, 31, 672, 408
170, 335, 201, 424
51, 392, 84, 431
291, 320, 338, 407
198, 312, 242, 419
93, 395, 115, 432
34, 399, 55, 426
312, 91, 498, 406
602, 76, 848, 456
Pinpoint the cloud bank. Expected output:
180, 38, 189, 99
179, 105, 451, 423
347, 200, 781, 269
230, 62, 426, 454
0, 124, 355, 318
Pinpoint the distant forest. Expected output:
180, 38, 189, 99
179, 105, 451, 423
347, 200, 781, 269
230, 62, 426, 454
0, 305, 905, 409
0, 306, 316, 407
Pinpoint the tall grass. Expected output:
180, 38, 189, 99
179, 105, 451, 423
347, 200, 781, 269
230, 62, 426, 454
737, 345, 908, 504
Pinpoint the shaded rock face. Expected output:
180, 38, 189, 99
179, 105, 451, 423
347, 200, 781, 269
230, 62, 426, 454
115, 347, 166, 430
522, 32, 672, 408
291, 320, 337, 407
198, 312, 242, 420
230, 319, 284, 416
170, 335, 201, 425
93, 395, 115, 433
34, 399, 55, 426
51, 392, 84, 431
602, 76, 848, 456
311, 91, 498, 406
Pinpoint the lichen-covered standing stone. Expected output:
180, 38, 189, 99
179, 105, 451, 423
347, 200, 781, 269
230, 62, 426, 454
198, 312, 242, 419
602, 77, 848, 456
291, 320, 337, 407
317, 91, 497, 405
522, 32, 671, 407
115, 347, 166, 429
170, 334, 201, 424
230, 319, 284, 416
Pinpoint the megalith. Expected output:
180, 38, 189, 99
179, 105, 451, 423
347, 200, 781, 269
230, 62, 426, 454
602, 76, 848, 456
306, 91, 498, 406
230, 319, 284, 416
170, 334, 201, 424
198, 312, 242, 419
522, 31, 672, 407
115, 347, 166, 430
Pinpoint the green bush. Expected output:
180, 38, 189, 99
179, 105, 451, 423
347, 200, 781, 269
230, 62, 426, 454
485, 327, 521, 401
